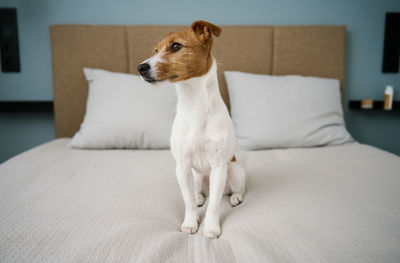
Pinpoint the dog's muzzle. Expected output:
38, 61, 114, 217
137, 63, 157, 83
137, 63, 150, 75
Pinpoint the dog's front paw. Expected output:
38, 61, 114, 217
230, 193, 244, 207
195, 193, 206, 207
181, 222, 199, 234
181, 213, 199, 234
204, 216, 221, 239
204, 223, 221, 239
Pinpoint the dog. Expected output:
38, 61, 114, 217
137, 20, 245, 239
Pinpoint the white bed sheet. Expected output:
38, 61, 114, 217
1, 139, 399, 263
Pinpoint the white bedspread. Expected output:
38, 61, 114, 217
1, 139, 399, 263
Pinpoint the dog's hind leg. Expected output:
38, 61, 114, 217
228, 162, 245, 207
192, 169, 206, 207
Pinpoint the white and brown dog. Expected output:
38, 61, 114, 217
137, 21, 245, 239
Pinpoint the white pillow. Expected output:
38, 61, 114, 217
69, 68, 176, 149
224, 71, 354, 150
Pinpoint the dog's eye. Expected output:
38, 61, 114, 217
154, 48, 158, 53
170, 42, 183, 52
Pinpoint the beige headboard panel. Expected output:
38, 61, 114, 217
50, 25, 346, 138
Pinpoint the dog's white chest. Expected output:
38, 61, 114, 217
171, 111, 234, 173
170, 61, 235, 172
173, 138, 214, 174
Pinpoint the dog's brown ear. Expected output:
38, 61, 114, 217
191, 20, 222, 43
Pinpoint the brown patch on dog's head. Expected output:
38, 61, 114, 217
137, 20, 222, 83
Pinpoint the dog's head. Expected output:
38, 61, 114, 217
137, 20, 221, 84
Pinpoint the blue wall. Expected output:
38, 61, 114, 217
1, 0, 399, 162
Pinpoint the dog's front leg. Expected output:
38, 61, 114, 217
176, 165, 199, 234
204, 164, 227, 239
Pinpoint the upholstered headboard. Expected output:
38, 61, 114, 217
50, 25, 346, 138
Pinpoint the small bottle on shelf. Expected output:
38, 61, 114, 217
384, 85, 393, 110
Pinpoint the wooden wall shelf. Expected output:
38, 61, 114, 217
0, 101, 53, 112
349, 100, 400, 111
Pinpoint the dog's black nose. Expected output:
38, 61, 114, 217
137, 63, 150, 75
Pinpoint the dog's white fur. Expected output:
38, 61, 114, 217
169, 58, 245, 238
143, 54, 245, 238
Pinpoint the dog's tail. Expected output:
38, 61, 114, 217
230, 152, 247, 170
227, 153, 246, 202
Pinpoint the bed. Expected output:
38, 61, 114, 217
1, 25, 399, 263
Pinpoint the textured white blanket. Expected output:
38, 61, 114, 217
1, 139, 399, 262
